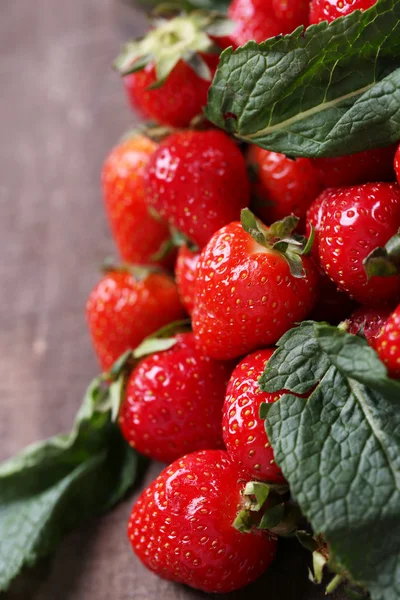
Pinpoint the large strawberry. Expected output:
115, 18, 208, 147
192, 210, 318, 359
309, 0, 377, 23
311, 145, 396, 188
223, 349, 285, 483
145, 130, 250, 248
119, 332, 234, 463
225, 0, 309, 49
128, 449, 277, 593
115, 13, 225, 128
102, 134, 173, 267
318, 183, 400, 306
376, 304, 400, 378
86, 268, 185, 371
247, 146, 322, 224
175, 245, 200, 315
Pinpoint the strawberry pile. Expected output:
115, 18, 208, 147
80, 0, 400, 595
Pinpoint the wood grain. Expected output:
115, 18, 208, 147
0, 1, 345, 598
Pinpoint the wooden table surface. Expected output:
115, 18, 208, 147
0, 1, 345, 598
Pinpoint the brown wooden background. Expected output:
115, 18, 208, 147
0, 1, 345, 598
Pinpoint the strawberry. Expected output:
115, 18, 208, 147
376, 304, 400, 377
192, 210, 318, 359
225, 0, 309, 49
309, 0, 376, 23
102, 134, 173, 267
175, 245, 200, 315
318, 183, 400, 306
128, 449, 277, 593
306, 189, 357, 323
86, 268, 185, 371
115, 13, 223, 128
247, 146, 322, 224
223, 349, 285, 483
119, 332, 234, 463
311, 145, 396, 188
145, 130, 250, 248
346, 306, 392, 349
395, 143, 400, 185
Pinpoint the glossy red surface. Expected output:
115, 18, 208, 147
346, 305, 391, 348
128, 450, 277, 593
318, 183, 400, 306
119, 333, 233, 463
175, 245, 200, 315
145, 130, 250, 249
101, 135, 173, 267
222, 349, 285, 482
309, 0, 377, 23
192, 222, 318, 359
123, 56, 219, 128
376, 304, 400, 377
227, 0, 309, 48
248, 146, 322, 224
86, 271, 185, 371
395, 144, 400, 185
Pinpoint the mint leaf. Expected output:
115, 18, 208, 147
205, 0, 400, 157
0, 376, 141, 592
260, 323, 400, 600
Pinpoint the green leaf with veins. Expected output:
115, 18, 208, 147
205, 0, 400, 157
0, 376, 142, 592
260, 322, 400, 600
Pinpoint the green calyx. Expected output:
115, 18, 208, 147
233, 480, 291, 534
240, 208, 313, 279
363, 229, 400, 279
114, 12, 231, 85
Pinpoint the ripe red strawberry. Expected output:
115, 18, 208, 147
318, 183, 400, 306
346, 306, 392, 349
86, 269, 185, 371
175, 245, 200, 315
192, 211, 318, 359
102, 134, 173, 267
115, 14, 222, 128
119, 332, 234, 463
309, 0, 377, 23
306, 189, 357, 323
145, 130, 250, 249
223, 349, 285, 483
376, 305, 400, 378
225, 0, 309, 49
248, 146, 322, 224
128, 449, 277, 593
311, 145, 396, 188
395, 144, 400, 185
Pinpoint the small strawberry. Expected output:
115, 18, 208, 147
119, 332, 234, 463
309, 0, 377, 23
145, 130, 250, 248
223, 349, 285, 483
318, 183, 400, 306
192, 210, 318, 359
247, 146, 322, 224
86, 268, 185, 371
225, 0, 309, 49
376, 304, 400, 377
175, 245, 200, 315
102, 134, 173, 267
115, 13, 224, 128
345, 306, 392, 349
128, 449, 277, 593
395, 143, 400, 185
311, 145, 396, 188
